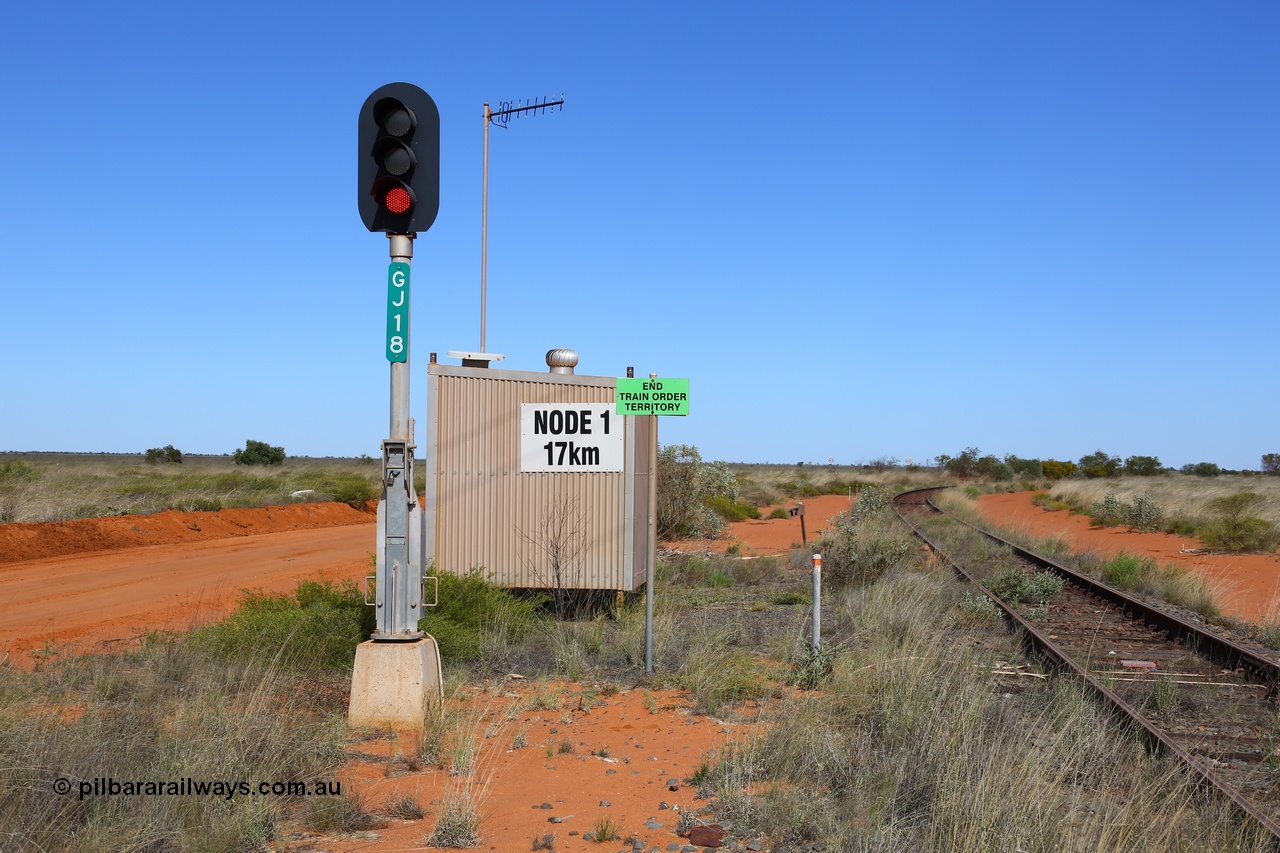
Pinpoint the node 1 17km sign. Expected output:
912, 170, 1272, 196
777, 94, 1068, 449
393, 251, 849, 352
615, 378, 690, 416
519, 404, 624, 473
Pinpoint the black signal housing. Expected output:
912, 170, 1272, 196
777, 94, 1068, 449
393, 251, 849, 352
358, 83, 439, 234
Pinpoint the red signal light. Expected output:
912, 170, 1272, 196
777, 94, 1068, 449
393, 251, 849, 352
383, 186, 412, 214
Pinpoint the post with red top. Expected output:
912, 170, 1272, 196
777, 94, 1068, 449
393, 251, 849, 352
812, 553, 822, 649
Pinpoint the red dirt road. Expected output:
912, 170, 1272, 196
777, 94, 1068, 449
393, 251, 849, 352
0, 519, 375, 664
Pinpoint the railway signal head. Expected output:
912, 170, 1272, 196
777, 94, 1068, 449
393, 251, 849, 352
358, 83, 439, 234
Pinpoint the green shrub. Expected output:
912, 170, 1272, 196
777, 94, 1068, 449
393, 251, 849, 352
1124, 493, 1162, 532
976, 455, 1013, 481
817, 488, 915, 587
656, 445, 738, 539
418, 569, 543, 661
144, 445, 183, 464
1078, 450, 1121, 479
1200, 492, 1278, 553
314, 471, 378, 507
233, 439, 286, 466
778, 479, 820, 498
1123, 455, 1162, 476
791, 638, 834, 690
1264, 453, 1280, 476
0, 459, 40, 484
1181, 461, 1222, 477
1089, 493, 1125, 527
192, 578, 373, 670
984, 566, 1028, 603
956, 592, 1000, 625
1041, 459, 1077, 480
1005, 456, 1044, 479
1024, 571, 1065, 604
767, 506, 789, 520
705, 495, 760, 522
1102, 552, 1152, 589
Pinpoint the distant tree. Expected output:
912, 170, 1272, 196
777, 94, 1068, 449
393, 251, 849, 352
868, 456, 899, 473
144, 444, 183, 464
940, 447, 982, 478
1123, 455, 1162, 477
1078, 449, 1121, 479
1181, 461, 1222, 477
1042, 459, 1077, 480
233, 439, 286, 466
975, 455, 1013, 481
1004, 455, 1044, 479
1262, 453, 1280, 475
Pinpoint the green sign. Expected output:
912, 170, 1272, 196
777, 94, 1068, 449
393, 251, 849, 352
386, 262, 409, 363
615, 377, 690, 416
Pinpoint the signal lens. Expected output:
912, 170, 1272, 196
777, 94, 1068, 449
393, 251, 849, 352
383, 107, 412, 137
383, 186, 412, 214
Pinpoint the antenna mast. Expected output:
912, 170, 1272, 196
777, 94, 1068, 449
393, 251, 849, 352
481, 95, 564, 354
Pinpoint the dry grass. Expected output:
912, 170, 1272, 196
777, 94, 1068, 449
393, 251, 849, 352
696, 549, 1274, 851
727, 461, 942, 508
1049, 473, 1280, 531
0, 453, 382, 522
0, 636, 348, 852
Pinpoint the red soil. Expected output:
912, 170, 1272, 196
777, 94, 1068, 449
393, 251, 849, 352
0, 501, 374, 565
0, 504, 377, 664
666, 493, 855, 556
973, 491, 1280, 622
309, 684, 756, 853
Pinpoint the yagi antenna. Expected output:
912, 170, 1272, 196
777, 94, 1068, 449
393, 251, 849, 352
479, 94, 565, 355
490, 95, 564, 129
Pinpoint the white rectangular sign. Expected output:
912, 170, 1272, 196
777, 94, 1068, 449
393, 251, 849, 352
520, 403, 624, 473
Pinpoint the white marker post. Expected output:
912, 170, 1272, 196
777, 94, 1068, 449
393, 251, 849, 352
811, 553, 822, 649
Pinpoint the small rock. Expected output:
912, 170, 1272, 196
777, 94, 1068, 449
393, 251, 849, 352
747, 842, 763, 851
687, 824, 725, 848
645, 819, 664, 829
540, 803, 553, 809
550, 728, 558, 734
600, 800, 612, 807
658, 801, 670, 810
548, 814, 572, 823
606, 769, 617, 775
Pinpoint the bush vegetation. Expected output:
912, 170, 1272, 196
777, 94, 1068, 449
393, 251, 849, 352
234, 438, 287, 466
143, 444, 183, 464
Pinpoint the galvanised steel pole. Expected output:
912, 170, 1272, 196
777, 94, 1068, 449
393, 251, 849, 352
644, 374, 658, 674
374, 232, 425, 641
480, 103, 490, 353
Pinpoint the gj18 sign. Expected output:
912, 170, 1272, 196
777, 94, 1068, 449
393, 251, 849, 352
386, 262, 409, 363
519, 403, 624, 473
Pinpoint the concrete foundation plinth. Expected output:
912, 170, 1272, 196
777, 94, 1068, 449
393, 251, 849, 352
348, 637, 443, 731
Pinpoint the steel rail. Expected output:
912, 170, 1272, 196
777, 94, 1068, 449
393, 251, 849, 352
891, 486, 1280, 843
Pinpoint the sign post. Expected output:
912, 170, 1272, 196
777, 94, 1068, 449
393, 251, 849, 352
619, 376, 691, 674
788, 501, 807, 545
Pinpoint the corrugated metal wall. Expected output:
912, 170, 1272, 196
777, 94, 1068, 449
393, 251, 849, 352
425, 364, 644, 590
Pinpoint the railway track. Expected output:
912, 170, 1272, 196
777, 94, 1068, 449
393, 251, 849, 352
892, 486, 1280, 842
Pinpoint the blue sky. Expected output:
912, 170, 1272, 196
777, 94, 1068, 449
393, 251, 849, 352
1, 2, 1275, 470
